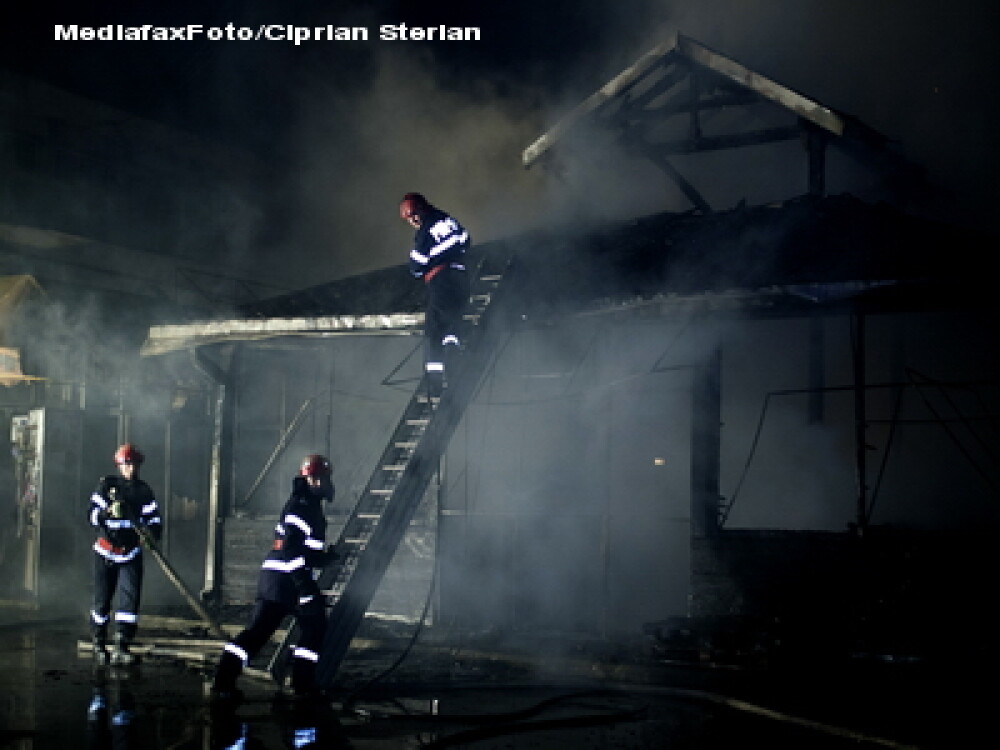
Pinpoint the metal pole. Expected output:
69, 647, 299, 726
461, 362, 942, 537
852, 307, 868, 534
203, 382, 225, 601
690, 344, 722, 536
135, 522, 227, 640
189, 347, 233, 604
240, 397, 314, 507
163, 415, 172, 557
805, 120, 827, 197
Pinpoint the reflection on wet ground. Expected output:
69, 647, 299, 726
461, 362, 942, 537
0, 610, 986, 749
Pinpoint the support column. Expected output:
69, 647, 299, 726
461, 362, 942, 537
852, 307, 868, 535
690, 345, 722, 537
805, 120, 828, 197
190, 345, 238, 605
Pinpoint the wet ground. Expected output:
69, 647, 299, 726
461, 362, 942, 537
0, 607, 986, 749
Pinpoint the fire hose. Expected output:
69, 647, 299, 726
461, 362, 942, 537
124, 507, 228, 641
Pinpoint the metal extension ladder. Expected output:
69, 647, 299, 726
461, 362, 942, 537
267, 245, 514, 688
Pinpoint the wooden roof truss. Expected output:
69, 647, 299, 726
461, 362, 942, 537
523, 34, 895, 214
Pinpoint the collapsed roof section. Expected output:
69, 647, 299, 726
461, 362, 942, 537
522, 34, 905, 212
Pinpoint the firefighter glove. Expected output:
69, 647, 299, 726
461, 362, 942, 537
99, 475, 120, 494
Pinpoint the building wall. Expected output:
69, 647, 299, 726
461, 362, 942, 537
215, 322, 696, 636
437, 316, 695, 636
719, 309, 1000, 532
691, 305, 998, 657
207, 300, 997, 643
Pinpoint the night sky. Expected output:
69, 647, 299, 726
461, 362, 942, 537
2, 1, 998, 280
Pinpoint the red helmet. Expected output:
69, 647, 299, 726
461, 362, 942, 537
399, 193, 429, 220
300, 454, 332, 478
114, 443, 144, 465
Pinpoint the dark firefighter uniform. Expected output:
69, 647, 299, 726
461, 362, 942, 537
88, 472, 162, 652
403, 194, 471, 395
212, 465, 335, 699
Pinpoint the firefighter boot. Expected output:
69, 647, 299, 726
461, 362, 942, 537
92, 627, 110, 665
427, 370, 445, 399
110, 633, 137, 666
87, 691, 108, 722
93, 635, 109, 665
208, 650, 245, 709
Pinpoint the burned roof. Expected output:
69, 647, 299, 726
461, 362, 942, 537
144, 33, 992, 356
143, 193, 993, 356
521, 34, 912, 214
240, 193, 989, 320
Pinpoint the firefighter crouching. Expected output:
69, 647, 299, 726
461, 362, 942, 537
88, 443, 162, 665
210, 454, 338, 706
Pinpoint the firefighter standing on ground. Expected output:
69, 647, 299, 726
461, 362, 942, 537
87, 443, 162, 665
401, 192, 471, 397
210, 454, 337, 704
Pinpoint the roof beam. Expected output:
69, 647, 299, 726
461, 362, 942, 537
623, 90, 771, 123
523, 34, 855, 169
676, 35, 845, 136
141, 314, 423, 357
522, 39, 679, 168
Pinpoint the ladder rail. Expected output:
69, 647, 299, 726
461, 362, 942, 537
265, 247, 515, 686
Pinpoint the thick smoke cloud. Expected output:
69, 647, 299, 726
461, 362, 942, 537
260, 0, 1000, 282
278, 45, 550, 280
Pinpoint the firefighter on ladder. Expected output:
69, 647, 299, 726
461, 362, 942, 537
400, 192, 471, 398
87, 443, 162, 666
210, 454, 337, 706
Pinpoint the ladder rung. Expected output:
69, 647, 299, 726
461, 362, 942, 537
349, 524, 377, 536
394, 441, 418, 449
406, 418, 429, 426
